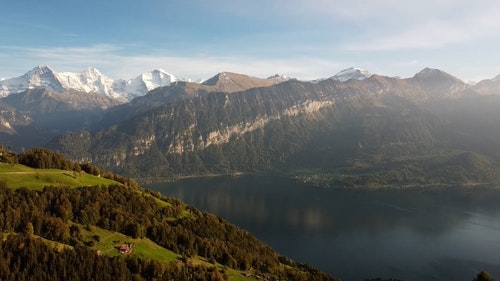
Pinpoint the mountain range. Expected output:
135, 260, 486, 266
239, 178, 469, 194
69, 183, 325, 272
2, 65, 500, 186
0, 65, 179, 102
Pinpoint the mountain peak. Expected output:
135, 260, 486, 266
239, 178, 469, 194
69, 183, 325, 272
201, 72, 287, 93
413, 68, 465, 83
140, 69, 177, 87
140, 69, 177, 83
30, 65, 53, 72
414, 67, 448, 78
14, 65, 64, 93
412, 67, 467, 98
201, 72, 241, 87
25, 65, 56, 77
267, 74, 290, 82
55, 67, 119, 99
330, 67, 372, 82
83, 67, 103, 76
115, 69, 179, 100
152, 69, 169, 74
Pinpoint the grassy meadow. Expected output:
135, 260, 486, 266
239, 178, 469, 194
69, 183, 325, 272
0, 163, 119, 189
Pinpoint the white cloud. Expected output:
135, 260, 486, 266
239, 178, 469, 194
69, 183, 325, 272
346, 21, 470, 51
3, 1, 500, 82
342, 2, 500, 51
0, 44, 343, 81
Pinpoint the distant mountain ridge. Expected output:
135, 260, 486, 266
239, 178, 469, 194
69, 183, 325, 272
0, 66, 181, 102
0, 66, 292, 103
3, 65, 500, 186
46, 67, 500, 186
3, 65, 500, 102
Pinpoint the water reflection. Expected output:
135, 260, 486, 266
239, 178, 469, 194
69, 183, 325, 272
147, 175, 500, 281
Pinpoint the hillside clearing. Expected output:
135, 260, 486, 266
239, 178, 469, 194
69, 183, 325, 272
0, 163, 120, 189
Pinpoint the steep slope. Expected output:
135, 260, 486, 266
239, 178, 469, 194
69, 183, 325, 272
0, 101, 30, 135
0, 70, 291, 148
98, 72, 290, 129
48, 69, 500, 186
0, 67, 490, 186
1, 88, 121, 114
0, 148, 338, 281
51, 79, 337, 176
0, 88, 119, 149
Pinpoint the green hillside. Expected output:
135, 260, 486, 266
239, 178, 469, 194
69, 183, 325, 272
0, 147, 337, 281
0, 163, 119, 190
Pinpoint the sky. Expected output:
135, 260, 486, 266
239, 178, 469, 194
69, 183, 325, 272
2, 0, 500, 82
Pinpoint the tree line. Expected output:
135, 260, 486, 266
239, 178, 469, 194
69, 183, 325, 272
0, 146, 139, 188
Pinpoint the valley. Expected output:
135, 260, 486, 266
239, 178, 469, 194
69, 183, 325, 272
5, 1, 500, 280
1, 65, 499, 280
2, 67, 500, 187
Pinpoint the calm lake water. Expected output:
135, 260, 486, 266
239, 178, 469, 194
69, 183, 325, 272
147, 175, 500, 281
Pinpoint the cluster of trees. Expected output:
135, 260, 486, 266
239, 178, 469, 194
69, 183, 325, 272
323, 151, 500, 188
0, 145, 17, 164
474, 271, 495, 281
18, 147, 81, 171
0, 183, 338, 280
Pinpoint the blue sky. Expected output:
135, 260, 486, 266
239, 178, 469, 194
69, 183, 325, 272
2, 0, 500, 82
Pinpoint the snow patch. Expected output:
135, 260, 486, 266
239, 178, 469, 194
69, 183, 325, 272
0, 66, 181, 101
330, 67, 372, 82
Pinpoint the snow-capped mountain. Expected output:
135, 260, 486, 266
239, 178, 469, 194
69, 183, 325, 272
330, 67, 372, 82
0, 66, 180, 102
309, 67, 372, 83
114, 69, 178, 100
0, 66, 64, 97
57, 67, 118, 99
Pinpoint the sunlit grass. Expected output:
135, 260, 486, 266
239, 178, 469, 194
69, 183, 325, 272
0, 163, 120, 190
79, 224, 179, 261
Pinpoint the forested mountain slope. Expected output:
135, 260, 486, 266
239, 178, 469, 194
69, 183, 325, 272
50, 70, 500, 186
0, 147, 337, 281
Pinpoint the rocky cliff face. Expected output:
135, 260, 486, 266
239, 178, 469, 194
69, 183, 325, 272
0, 67, 495, 183
48, 68, 486, 179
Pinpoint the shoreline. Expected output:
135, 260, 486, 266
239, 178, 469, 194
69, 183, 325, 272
138, 171, 499, 190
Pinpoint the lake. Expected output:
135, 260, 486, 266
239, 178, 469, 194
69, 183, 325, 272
147, 175, 500, 281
